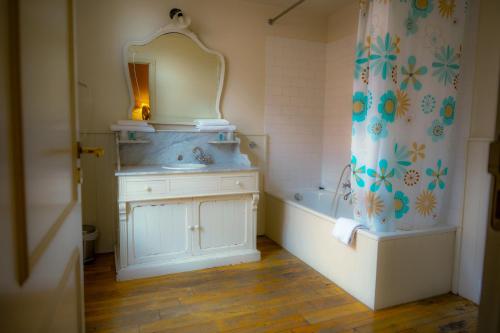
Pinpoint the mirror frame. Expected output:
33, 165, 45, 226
123, 24, 226, 125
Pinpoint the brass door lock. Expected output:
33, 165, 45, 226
77, 142, 104, 158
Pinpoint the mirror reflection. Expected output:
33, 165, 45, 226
127, 33, 223, 124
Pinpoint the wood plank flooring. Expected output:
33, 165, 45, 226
84, 237, 478, 333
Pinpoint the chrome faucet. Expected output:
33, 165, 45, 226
342, 178, 352, 201
331, 163, 352, 216
192, 146, 213, 164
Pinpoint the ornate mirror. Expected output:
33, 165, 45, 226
124, 10, 225, 124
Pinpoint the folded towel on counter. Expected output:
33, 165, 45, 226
332, 218, 368, 245
110, 124, 155, 132
117, 120, 150, 127
194, 119, 230, 126
195, 125, 237, 132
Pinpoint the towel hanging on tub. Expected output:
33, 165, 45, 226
332, 218, 368, 245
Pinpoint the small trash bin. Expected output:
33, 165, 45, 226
82, 225, 99, 264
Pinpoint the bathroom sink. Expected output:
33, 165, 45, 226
162, 163, 208, 170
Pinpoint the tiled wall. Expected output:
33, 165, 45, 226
321, 35, 356, 190
264, 37, 326, 194
264, 35, 356, 194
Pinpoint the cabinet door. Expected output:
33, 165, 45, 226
129, 201, 192, 264
194, 196, 250, 254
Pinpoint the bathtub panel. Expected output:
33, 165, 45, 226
374, 231, 455, 309
266, 191, 457, 311
265, 194, 378, 308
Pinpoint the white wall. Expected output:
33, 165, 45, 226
321, 3, 358, 190
76, 0, 328, 133
457, 0, 499, 305
321, 35, 356, 189
264, 37, 326, 194
445, 0, 480, 301
264, 2, 358, 195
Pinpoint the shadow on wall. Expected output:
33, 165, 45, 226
80, 132, 118, 254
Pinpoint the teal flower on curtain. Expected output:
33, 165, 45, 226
378, 90, 398, 123
394, 191, 410, 219
427, 119, 446, 142
352, 91, 368, 122
354, 42, 369, 80
367, 116, 389, 141
351, 155, 366, 187
400, 56, 428, 91
367, 159, 395, 193
440, 96, 455, 125
411, 0, 434, 18
426, 159, 448, 190
404, 13, 418, 36
369, 33, 399, 80
421, 94, 436, 114
393, 143, 412, 178
432, 45, 460, 86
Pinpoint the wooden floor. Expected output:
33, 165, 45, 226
84, 237, 478, 333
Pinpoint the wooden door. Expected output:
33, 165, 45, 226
479, 65, 500, 333
474, 0, 500, 331
0, 0, 84, 332
194, 196, 250, 254
130, 201, 192, 265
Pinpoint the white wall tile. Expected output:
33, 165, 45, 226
321, 35, 356, 190
265, 37, 325, 195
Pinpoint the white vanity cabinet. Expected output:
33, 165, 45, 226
194, 196, 251, 254
115, 170, 260, 281
129, 201, 193, 265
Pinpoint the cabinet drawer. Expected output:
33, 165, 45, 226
125, 179, 168, 197
220, 176, 257, 192
170, 177, 218, 195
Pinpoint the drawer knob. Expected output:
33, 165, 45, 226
235, 181, 241, 186
145, 186, 152, 192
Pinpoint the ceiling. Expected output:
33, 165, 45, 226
243, 0, 351, 17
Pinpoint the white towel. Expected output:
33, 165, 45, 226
332, 218, 368, 245
117, 120, 150, 127
110, 124, 155, 132
195, 125, 237, 132
194, 119, 230, 126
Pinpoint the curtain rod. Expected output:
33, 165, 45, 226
268, 0, 306, 25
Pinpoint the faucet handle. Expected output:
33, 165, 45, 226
192, 146, 213, 164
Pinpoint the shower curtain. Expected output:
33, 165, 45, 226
351, 0, 467, 231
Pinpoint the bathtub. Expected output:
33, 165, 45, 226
265, 189, 457, 310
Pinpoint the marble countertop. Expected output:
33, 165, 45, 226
115, 165, 259, 176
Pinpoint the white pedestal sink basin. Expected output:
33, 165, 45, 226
162, 163, 208, 170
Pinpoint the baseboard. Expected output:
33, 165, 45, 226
116, 249, 261, 281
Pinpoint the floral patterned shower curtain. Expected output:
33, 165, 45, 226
351, 0, 467, 231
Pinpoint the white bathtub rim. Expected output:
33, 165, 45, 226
266, 190, 457, 242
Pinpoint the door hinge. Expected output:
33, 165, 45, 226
76, 167, 82, 184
